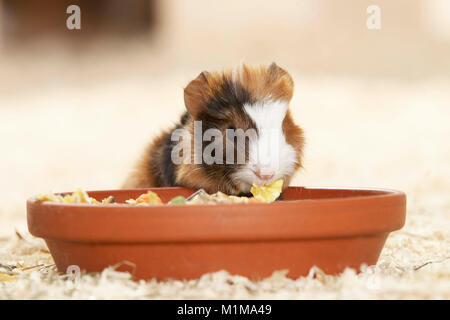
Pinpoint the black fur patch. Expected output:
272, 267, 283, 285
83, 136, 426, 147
149, 128, 183, 187
160, 136, 176, 186
179, 112, 190, 125
204, 76, 254, 118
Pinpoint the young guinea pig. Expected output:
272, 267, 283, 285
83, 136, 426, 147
122, 63, 304, 196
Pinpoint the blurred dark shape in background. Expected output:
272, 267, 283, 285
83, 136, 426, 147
0, 0, 156, 42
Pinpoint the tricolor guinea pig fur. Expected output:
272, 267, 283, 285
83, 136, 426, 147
123, 63, 304, 195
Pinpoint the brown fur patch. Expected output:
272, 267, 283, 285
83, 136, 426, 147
283, 110, 305, 164
175, 163, 223, 194
235, 62, 294, 102
282, 110, 305, 189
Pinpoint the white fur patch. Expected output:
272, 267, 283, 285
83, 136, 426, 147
231, 99, 298, 192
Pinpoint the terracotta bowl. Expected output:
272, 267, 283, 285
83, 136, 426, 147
27, 187, 406, 280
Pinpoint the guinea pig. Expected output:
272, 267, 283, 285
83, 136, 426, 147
122, 62, 304, 196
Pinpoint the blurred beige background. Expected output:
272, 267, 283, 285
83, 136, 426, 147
0, 0, 449, 236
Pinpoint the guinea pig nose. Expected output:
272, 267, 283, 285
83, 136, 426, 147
255, 168, 275, 181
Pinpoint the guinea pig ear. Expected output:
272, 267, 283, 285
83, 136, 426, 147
184, 71, 210, 117
267, 62, 294, 102
268, 62, 280, 75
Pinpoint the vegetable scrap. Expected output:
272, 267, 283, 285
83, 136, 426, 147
35, 188, 115, 205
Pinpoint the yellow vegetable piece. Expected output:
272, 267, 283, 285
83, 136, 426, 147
69, 188, 95, 204
35, 193, 63, 203
250, 179, 284, 203
135, 191, 162, 205
36, 189, 101, 204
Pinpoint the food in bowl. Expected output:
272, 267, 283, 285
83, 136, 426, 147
34, 179, 284, 205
